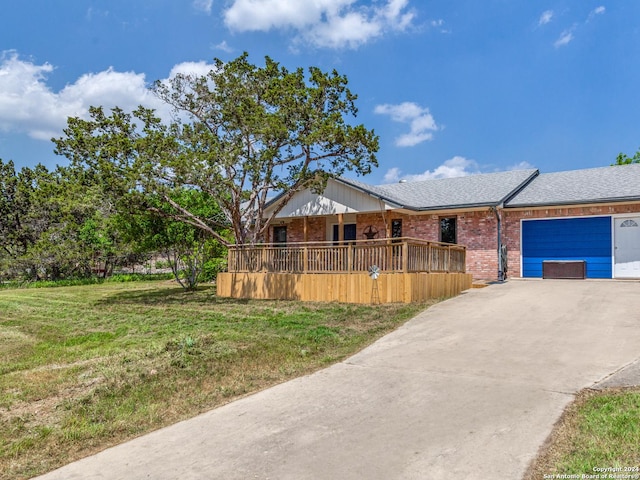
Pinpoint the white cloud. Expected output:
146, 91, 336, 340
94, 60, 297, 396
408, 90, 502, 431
167, 61, 215, 79
306, 10, 382, 49
383, 156, 479, 183
383, 157, 537, 184
506, 161, 535, 171
213, 40, 234, 53
0, 52, 218, 141
554, 28, 574, 48
383, 167, 402, 183
224, 0, 335, 31
538, 10, 553, 26
193, 0, 213, 14
430, 18, 448, 32
551, 7, 604, 48
223, 0, 416, 49
588, 6, 605, 20
380, 0, 415, 30
374, 102, 439, 147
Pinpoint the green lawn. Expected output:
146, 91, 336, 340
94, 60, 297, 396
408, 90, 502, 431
0, 280, 428, 480
526, 387, 640, 479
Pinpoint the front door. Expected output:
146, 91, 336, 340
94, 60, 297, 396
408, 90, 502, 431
614, 217, 640, 278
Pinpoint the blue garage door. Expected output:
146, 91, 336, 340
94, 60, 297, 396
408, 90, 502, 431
522, 217, 612, 278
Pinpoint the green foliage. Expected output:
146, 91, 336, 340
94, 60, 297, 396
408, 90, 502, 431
0, 160, 140, 282
0, 273, 172, 290
53, 52, 379, 245
119, 189, 228, 290
201, 257, 228, 282
3, 53, 377, 282
614, 148, 640, 165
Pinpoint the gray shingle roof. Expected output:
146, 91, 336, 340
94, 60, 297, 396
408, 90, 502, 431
340, 169, 539, 210
505, 164, 640, 207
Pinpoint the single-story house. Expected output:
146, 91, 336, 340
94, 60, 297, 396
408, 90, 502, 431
261, 163, 640, 281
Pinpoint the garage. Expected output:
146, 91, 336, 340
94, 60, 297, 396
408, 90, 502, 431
521, 217, 612, 278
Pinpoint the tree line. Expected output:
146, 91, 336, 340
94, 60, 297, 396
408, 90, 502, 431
1, 53, 379, 289
0, 158, 228, 289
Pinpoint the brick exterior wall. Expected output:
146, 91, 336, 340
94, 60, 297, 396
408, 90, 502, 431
267, 202, 640, 282
503, 203, 640, 278
283, 217, 327, 243
271, 209, 503, 281
457, 211, 499, 280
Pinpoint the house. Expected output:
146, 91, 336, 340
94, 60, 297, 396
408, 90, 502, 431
259, 163, 640, 281
503, 164, 640, 279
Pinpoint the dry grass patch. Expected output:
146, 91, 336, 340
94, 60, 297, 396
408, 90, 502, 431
0, 281, 433, 479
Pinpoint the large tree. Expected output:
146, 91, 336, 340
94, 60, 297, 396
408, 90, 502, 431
53, 53, 379, 246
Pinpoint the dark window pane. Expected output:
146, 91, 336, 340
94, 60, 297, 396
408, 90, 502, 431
273, 226, 287, 244
344, 224, 357, 241
391, 219, 402, 238
440, 217, 456, 244
333, 223, 356, 242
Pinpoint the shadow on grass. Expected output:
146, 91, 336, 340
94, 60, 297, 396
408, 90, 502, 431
97, 284, 251, 307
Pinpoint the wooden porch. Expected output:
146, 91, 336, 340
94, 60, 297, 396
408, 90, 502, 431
226, 237, 467, 274
217, 238, 473, 303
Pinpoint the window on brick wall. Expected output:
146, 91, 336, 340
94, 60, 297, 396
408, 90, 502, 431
332, 224, 357, 243
391, 219, 402, 238
440, 217, 457, 244
273, 225, 287, 246
391, 219, 402, 244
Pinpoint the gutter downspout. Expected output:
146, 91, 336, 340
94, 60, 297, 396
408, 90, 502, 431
491, 205, 504, 281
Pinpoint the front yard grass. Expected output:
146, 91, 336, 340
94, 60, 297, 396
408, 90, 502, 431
526, 387, 640, 479
0, 280, 429, 480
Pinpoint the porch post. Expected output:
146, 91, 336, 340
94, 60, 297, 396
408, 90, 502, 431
402, 241, 409, 272
338, 213, 344, 244
303, 217, 309, 273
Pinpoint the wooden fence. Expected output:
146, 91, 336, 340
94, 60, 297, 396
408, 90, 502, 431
227, 237, 466, 274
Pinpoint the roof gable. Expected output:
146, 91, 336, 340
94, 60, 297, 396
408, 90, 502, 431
266, 178, 393, 218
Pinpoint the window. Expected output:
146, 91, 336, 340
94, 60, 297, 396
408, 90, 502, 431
391, 219, 402, 238
273, 225, 287, 245
332, 224, 357, 243
440, 217, 457, 244
621, 219, 639, 228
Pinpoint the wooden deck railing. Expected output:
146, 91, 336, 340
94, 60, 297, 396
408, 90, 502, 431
227, 237, 466, 274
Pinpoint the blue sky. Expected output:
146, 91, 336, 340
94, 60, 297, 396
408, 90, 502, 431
1, 0, 639, 185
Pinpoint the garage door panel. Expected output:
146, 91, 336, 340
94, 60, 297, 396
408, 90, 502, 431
522, 217, 612, 278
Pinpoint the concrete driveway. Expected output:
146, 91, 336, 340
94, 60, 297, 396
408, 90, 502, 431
35, 280, 640, 480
